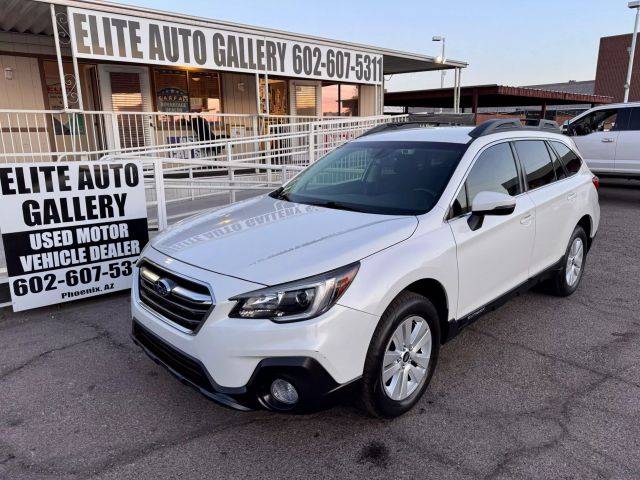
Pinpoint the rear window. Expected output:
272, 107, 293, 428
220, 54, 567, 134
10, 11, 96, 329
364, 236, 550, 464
550, 141, 582, 176
514, 140, 556, 190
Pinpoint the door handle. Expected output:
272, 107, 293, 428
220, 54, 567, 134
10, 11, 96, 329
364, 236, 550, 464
520, 214, 533, 225
601, 138, 614, 143
567, 192, 577, 201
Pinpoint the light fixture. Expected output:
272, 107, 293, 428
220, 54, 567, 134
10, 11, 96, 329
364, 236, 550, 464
270, 379, 299, 405
4, 67, 14, 81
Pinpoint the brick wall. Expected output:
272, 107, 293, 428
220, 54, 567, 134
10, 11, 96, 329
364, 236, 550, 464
594, 34, 640, 102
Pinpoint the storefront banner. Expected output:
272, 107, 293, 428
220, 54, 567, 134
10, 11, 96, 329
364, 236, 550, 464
68, 7, 384, 85
0, 161, 149, 311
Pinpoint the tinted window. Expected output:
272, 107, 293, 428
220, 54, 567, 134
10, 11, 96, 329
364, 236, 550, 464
628, 108, 640, 131
551, 141, 582, 176
466, 143, 521, 205
546, 142, 567, 180
276, 141, 467, 215
571, 109, 621, 136
450, 184, 468, 218
515, 140, 556, 190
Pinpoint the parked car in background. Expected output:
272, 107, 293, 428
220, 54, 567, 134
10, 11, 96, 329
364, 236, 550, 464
564, 102, 640, 177
131, 119, 600, 418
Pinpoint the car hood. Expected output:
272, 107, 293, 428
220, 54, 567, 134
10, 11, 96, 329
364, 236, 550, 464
151, 195, 418, 285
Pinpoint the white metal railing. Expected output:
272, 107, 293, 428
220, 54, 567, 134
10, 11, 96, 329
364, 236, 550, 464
0, 110, 350, 162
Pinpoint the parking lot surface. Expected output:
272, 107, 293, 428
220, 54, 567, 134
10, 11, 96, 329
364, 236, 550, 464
1, 179, 639, 480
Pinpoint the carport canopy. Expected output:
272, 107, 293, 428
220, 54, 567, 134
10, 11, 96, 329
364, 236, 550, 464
385, 84, 614, 110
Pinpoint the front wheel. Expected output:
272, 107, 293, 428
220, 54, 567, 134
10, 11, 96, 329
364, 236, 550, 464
548, 226, 588, 297
358, 291, 440, 418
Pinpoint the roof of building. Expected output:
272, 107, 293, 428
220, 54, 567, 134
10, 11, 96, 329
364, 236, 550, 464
1, 0, 468, 74
522, 80, 595, 96
385, 84, 614, 109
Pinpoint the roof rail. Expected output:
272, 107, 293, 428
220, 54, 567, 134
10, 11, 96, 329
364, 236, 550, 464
360, 114, 477, 138
468, 119, 522, 138
468, 118, 561, 139
359, 121, 433, 137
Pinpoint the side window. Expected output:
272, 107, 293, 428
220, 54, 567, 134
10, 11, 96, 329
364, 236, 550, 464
466, 143, 521, 205
627, 108, 640, 131
546, 142, 567, 180
572, 109, 620, 136
450, 184, 469, 218
550, 141, 582, 176
514, 140, 556, 190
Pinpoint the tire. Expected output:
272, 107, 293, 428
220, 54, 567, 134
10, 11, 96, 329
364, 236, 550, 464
548, 226, 588, 297
358, 291, 440, 418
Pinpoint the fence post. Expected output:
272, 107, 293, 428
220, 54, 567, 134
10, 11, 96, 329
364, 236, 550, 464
308, 124, 315, 164
226, 141, 235, 203
154, 159, 168, 231
265, 135, 273, 185
189, 166, 195, 201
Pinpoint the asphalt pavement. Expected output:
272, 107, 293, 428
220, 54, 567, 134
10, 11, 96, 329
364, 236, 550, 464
1, 178, 639, 480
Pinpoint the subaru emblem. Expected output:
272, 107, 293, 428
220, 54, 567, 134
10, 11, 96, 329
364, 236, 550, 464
154, 278, 173, 297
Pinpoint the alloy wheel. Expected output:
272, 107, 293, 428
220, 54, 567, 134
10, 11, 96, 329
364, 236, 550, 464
381, 315, 432, 401
566, 237, 584, 287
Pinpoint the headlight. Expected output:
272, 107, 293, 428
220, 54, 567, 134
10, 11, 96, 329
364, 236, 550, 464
229, 263, 360, 322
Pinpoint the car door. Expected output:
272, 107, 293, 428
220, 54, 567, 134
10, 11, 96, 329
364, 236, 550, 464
613, 107, 640, 175
570, 108, 622, 172
513, 140, 575, 275
448, 142, 536, 318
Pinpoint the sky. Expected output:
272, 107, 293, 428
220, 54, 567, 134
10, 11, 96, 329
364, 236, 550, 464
120, 0, 635, 92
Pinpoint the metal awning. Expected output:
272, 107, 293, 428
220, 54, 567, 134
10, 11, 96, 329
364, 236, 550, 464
0, 0, 467, 74
386, 84, 614, 109
0, 0, 53, 35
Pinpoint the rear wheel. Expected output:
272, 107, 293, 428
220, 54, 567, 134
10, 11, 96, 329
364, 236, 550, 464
358, 291, 440, 418
548, 226, 588, 297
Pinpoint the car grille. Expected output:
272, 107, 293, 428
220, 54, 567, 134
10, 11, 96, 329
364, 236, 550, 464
137, 260, 213, 333
132, 321, 215, 393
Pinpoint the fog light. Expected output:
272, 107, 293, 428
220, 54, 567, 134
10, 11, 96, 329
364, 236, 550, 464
270, 378, 299, 405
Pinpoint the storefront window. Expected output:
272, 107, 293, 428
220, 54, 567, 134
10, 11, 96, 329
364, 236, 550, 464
294, 85, 318, 116
340, 84, 359, 116
321, 84, 340, 117
154, 69, 189, 112
153, 68, 221, 113
321, 83, 359, 117
189, 72, 221, 113
260, 78, 289, 115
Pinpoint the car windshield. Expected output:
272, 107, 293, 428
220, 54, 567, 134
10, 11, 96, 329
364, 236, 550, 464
271, 141, 467, 215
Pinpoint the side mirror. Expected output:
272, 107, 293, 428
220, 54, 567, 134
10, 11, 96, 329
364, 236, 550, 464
468, 191, 516, 231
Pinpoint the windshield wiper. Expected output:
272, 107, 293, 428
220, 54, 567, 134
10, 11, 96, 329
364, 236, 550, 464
270, 187, 290, 201
306, 200, 365, 213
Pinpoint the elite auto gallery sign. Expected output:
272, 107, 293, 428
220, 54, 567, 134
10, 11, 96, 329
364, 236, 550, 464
67, 7, 384, 85
0, 162, 148, 311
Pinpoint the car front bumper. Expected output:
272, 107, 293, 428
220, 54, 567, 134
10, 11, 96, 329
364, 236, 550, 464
130, 248, 379, 411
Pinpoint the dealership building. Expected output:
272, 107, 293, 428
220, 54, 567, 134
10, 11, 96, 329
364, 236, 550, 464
0, 0, 466, 160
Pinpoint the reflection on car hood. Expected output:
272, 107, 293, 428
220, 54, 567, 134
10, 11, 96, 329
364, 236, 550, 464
151, 195, 418, 285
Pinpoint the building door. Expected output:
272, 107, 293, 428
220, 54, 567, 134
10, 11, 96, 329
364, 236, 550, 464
98, 65, 153, 151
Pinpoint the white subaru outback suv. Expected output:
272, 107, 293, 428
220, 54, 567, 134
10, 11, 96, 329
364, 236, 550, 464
131, 119, 600, 418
